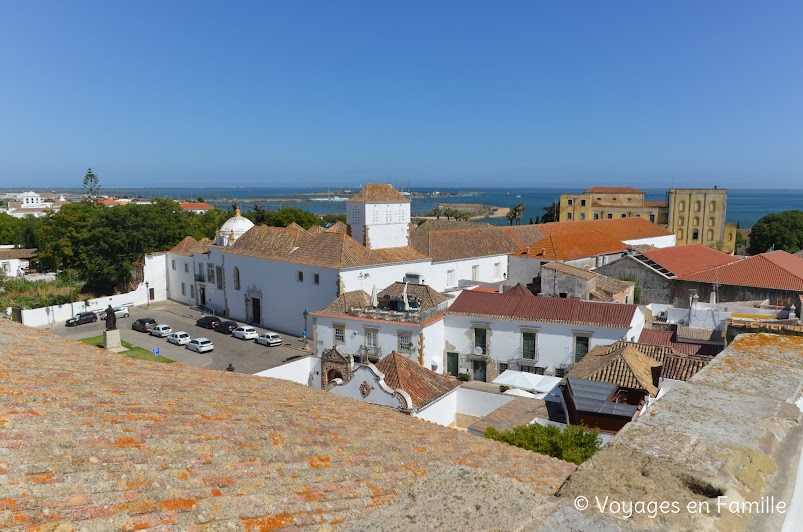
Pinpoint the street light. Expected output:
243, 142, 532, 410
145, 281, 150, 309
303, 309, 309, 351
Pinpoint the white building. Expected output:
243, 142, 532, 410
0, 247, 37, 276
4, 191, 66, 218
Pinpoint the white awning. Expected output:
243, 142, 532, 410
493, 370, 562, 393
503, 388, 537, 398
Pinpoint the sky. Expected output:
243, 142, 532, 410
1, 1, 802, 189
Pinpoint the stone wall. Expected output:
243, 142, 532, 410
595, 255, 673, 304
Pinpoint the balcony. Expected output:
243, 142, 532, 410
465, 344, 490, 361
346, 300, 448, 324
194, 274, 206, 282
356, 345, 382, 363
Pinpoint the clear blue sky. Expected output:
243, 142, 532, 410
1, 1, 801, 188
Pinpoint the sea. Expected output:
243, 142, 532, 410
23, 187, 803, 229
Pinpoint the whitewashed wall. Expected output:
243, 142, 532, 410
413, 388, 512, 427
508, 256, 542, 287
329, 365, 406, 408
21, 284, 150, 327
429, 255, 508, 292
444, 308, 644, 376
313, 313, 446, 371
165, 252, 197, 306
255, 356, 321, 388
624, 234, 676, 249
339, 259, 431, 295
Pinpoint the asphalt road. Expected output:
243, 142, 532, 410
39, 300, 312, 375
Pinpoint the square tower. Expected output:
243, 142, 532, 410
347, 184, 411, 249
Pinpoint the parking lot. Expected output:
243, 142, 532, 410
40, 300, 312, 375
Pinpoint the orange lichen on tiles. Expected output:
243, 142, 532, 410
210, 488, 222, 497
28, 472, 54, 484
115, 437, 142, 449
156, 498, 197, 512
241, 513, 294, 531
308, 455, 331, 468
0, 498, 18, 510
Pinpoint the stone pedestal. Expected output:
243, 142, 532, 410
103, 329, 124, 351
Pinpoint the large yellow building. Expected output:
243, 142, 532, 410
559, 187, 736, 253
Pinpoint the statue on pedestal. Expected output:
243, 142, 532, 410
105, 305, 117, 330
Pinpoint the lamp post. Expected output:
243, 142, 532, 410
303, 309, 309, 351
145, 281, 150, 309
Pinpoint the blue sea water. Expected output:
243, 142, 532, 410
43, 187, 802, 228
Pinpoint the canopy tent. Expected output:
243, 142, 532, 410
493, 370, 562, 393
503, 388, 537, 398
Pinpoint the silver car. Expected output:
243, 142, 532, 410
255, 332, 283, 347
149, 324, 173, 338
167, 331, 191, 345
187, 337, 214, 353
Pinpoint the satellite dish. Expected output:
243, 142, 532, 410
473, 346, 484, 356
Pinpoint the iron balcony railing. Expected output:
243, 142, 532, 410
357, 345, 382, 363
347, 301, 448, 324
194, 273, 206, 282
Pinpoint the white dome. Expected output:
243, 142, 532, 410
215, 207, 254, 246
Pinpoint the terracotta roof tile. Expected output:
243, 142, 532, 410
638, 329, 722, 356
320, 290, 372, 313
644, 201, 668, 208
640, 244, 740, 277
226, 225, 312, 259
348, 184, 410, 203
511, 232, 628, 261
412, 226, 545, 263
0, 320, 576, 529
374, 352, 461, 409
307, 224, 325, 235
542, 261, 596, 281
378, 282, 450, 311
678, 250, 803, 290
168, 236, 212, 256
0, 248, 37, 260
568, 343, 661, 396
585, 187, 644, 194
448, 291, 638, 328
285, 222, 306, 231
675, 325, 721, 342
538, 217, 674, 241
325, 221, 349, 233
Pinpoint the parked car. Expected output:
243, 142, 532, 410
167, 331, 192, 345
214, 321, 238, 334
232, 326, 258, 340
149, 324, 173, 338
196, 316, 223, 329
100, 306, 130, 319
186, 337, 214, 353
66, 312, 97, 327
255, 332, 283, 347
132, 317, 157, 332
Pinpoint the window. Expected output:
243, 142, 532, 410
233, 267, 240, 290
593, 213, 599, 220
567, 199, 573, 206
709, 217, 715, 227
621, 214, 627, 218
171, 260, 176, 270
566, 212, 573, 220
607, 213, 613, 219
181, 282, 186, 296
522, 332, 537, 360
207, 263, 215, 284
365, 329, 378, 348
297, 271, 304, 282
494, 262, 501, 280
581, 199, 586, 207
190, 285, 195, 297
649, 214, 655, 223
679, 201, 686, 211
498, 363, 509, 373
314, 273, 320, 285
728, 233, 733, 242
574, 335, 590, 363
473, 327, 487, 353
678, 229, 684, 239
184, 263, 188, 273
692, 229, 700, 240
398, 332, 412, 352
626, 197, 632, 202
215, 266, 223, 289
447, 269, 456, 287
334, 324, 345, 343
709, 201, 716, 212
678, 216, 684, 226
707, 229, 714, 241
471, 265, 478, 281
693, 216, 700, 226
694, 201, 701, 212
579, 213, 585, 220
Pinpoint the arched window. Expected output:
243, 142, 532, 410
678, 216, 684, 226
728, 232, 733, 241
233, 267, 241, 291
679, 201, 686, 211
707, 229, 714, 241
694, 201, 701, 212
709, 217, 715, 227
709, 201, 716, 212
693, 216, 700, 226
692, 229, 700, 240
678, 229, 684, 239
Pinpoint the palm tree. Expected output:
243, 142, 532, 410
432, 206, 442, 220
513, 203, 525, 225
506, 210, 516, 226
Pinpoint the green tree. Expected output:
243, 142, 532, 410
187, 208, 230, 240
513, 203, 525, 225
747, 210, 803, 255
0, 213, 22, 244
197, 196, 205, 203
485, 423, 601, 465
506, 210, 516, 225
541, 202, 560, 223
82, 168, 101, 202
320, 213, 346, 226
432, 206, 442, 220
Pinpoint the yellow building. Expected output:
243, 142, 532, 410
559, 186, 736, 253
559, 187, 668, 225
667, 188, 736, 253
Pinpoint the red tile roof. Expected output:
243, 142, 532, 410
538, 217, 674, 241
585, 187, 644, 194
511, 232, 629, 261
178, 201, 215, 211
0, 321, 575, 529
348, 184, 410, 203
375, 352, 461, 409
449, 291, 639, 328
644, 201, 668, 208
640, 244, 741, 277
168, 236, 212, 256
638, 329, 722, 356
100, 198, 120, 206
0, 248, 37, 260
678, 251, 803, 291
